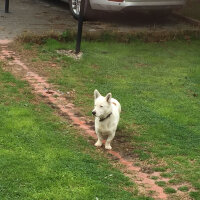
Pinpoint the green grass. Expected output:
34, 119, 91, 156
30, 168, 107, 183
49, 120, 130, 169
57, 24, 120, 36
0, 66, 151, 200
190, 191, 200, 199
178, 186, 189, 192
155, 181, 166, 187
18, 38, 200, 199
164, 187, 177, 194
151, 176, 159, 180
153, 167, 167, 172
168, 179, 182, 185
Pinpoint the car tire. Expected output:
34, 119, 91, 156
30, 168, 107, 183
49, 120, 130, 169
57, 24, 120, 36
69, 0, 91, 20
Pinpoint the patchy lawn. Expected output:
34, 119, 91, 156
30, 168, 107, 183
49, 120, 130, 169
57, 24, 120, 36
8, 39, 200, 199
0, 65, 151, 200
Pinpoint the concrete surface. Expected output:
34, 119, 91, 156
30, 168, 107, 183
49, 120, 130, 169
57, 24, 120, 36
0, 0, 197, 40
0, 0, 76, 39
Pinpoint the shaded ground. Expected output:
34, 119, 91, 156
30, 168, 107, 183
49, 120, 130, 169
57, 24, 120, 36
179, 0, 200, 20
0, 0, 198, 40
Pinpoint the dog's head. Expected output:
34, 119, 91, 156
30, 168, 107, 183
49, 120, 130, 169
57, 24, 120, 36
92, 89, 112, 119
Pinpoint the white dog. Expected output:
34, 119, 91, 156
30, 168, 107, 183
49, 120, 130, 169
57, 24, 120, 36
92, 89, 121, 150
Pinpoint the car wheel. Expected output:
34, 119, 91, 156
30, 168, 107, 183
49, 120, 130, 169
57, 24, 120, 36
69, 0, 91, 20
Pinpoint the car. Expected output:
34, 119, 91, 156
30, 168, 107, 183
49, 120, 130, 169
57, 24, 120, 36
62, 0, 186, 19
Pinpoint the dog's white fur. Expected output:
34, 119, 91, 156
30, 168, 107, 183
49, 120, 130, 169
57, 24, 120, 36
92, 89, 121, 150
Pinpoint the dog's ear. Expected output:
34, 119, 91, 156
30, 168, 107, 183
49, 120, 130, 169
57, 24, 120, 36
105, 93, 112, 103
94, 89, 101, 100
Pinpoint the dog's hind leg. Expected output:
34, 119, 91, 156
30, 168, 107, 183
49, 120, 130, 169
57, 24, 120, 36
95, 131, 103, 147
105, 132, 115, 150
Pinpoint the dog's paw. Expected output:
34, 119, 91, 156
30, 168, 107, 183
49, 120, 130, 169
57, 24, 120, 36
95, 141, 102, 147
105, 145, 112, 150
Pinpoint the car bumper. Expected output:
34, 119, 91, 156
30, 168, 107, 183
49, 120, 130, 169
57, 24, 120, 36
90, 0, 186, 11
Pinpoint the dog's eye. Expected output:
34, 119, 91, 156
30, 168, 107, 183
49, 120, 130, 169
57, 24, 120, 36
100, 105, 103, 108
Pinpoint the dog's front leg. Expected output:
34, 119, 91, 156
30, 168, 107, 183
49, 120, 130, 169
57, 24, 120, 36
105, 132, 115, 150
95, 131, 103, 147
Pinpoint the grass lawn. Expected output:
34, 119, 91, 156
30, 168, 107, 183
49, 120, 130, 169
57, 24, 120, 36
0, 65, 151, 200
179, 0, 200, 20
15, 38, 200, 199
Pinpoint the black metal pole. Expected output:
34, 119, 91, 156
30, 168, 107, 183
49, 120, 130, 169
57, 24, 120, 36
5, 0, 9, 13
75, 0, 85, 54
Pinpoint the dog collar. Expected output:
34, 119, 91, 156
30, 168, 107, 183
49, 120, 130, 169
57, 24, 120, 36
99, 113, 112, 122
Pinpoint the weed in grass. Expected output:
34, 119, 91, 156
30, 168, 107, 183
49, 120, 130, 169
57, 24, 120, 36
178, 186, 189, 192
153, 167, 168, 172
31, 58, 38, 62
160, 172, 173, 178
193, 182, 200, 190
24, 43, 33, 50
155, 181, 166, 187
148, 190, 156, 197
133, 149, 151, 161
164, 187, 177, 194
168, 179, 182, 185
151, 176, 159, 180
133, 163, 141, 167
189, 191, 200, 200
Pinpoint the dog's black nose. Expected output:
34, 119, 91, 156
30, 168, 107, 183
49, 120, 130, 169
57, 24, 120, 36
92, 111, 96, 116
